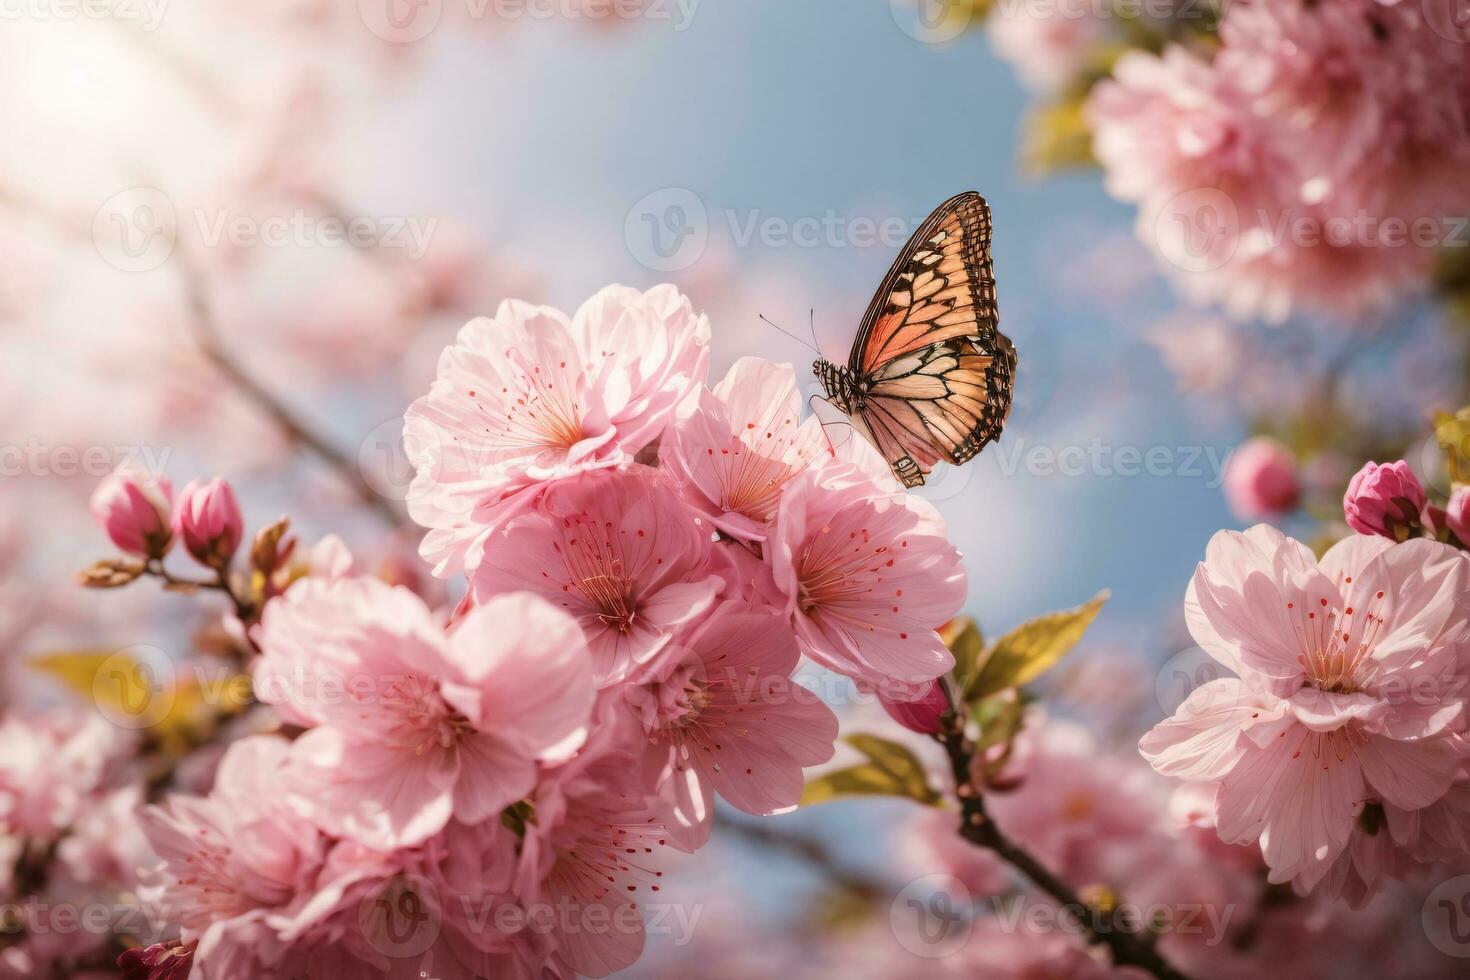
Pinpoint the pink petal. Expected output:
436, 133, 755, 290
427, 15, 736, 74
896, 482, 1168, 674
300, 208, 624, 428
444, 593, 596, 757
1355, 733, 1458, 810
451, 733, 537, 824
287, 729, 456, 849
1140, 678, 1288, 781
1216, 726, 1363, 881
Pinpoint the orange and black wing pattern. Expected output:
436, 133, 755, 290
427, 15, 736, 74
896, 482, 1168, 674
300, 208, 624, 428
849, 192, 1015, 488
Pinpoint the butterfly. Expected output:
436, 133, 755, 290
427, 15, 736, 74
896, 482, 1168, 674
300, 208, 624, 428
813, 191, 1015, 489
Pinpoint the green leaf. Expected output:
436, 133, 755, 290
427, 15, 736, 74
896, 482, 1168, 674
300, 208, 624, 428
972, 693, 1026, 752
29, 649, 246, 754
942, 617, 985, 696
1435, 409, 1470, 488
30, 649, 151, 710
1022, 97, 1096, 176
965, 590, 1110, 701
800, 733, 942, 807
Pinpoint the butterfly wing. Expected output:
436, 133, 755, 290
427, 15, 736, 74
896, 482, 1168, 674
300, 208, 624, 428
848, 192, 1015, 487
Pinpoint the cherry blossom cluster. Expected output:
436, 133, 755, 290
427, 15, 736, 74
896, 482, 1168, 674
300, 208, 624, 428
1141, 467, 1470, 907
121, 283, 969, 977
1087, 0, 1470, 321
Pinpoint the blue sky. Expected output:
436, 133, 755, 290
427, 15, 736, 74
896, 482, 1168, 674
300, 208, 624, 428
366, 0, 1244, 639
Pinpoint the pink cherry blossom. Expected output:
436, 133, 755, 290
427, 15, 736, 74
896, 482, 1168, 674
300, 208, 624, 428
255, 577, 595, 848
1223, 436, 1300, 521
404, 284, 709, 577
766, 463, 966, 685
89, 464, 174, 558
173, 477, 244, 567
1140, 526, 1470, 896
137, 735, 328, 973
1088, 0, 1470, 321
0, 710, 130, 842
985, 2, 1107, 94
1343, 459, 1428, 540
878, 678, 949, 735
1446, 486, 1469, 547
515, 722, 680, 978
468, 466, 723, 687
261, 824, 548, 980
625, 601, 838, 847
668, 356, 827, 541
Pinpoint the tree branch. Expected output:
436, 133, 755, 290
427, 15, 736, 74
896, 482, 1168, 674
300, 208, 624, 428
172, 249, 405, 528
717, 815, 894, 902
933, 706, 1191, 980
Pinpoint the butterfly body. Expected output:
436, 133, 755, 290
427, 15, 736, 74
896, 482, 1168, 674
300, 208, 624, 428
813, 358, 863, 414
816, 192, 1015, 489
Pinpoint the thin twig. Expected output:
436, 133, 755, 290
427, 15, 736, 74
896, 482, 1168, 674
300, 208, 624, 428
172, 247, 405, 527
933, 686, 1191, 980
717, 815, 895, 901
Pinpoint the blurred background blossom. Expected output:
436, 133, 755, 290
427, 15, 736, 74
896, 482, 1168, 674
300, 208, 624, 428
1, 0, 1469, 976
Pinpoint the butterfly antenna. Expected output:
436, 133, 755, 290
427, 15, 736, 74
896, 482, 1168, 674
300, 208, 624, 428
759, 314, 820, 355
809, 308, 821, 356
807, 392, 857, 459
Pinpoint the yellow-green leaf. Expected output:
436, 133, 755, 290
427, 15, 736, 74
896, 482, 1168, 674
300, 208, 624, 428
800, 733, 942, 807
972, 692, 1026, 751
30, 649, 248, 754
966, 591, 1110, 701
942, 617, 985, 696
30, 649, 152, 713
1022, 97, 1096, 175
1435, 409, 1470, 488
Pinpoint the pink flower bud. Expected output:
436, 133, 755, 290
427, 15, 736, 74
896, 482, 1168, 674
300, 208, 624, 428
1222, 437, 1299, 520
879, 679, 950, 735
89, 466, 173, 558
173, 478, 244, 567
1446, 487, 1469, 548
1343, 460, 1428, 541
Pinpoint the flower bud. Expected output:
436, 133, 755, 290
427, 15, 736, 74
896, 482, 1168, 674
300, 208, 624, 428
1222, 437, 1300, 520
879, 679, 950, 735
89, 466, 173, 558
173, 478, 243, 568
75, 557, 146, 588
1343, 460, 1427, 541
1446, 487, 1469, 548
250, 516, 295, 578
